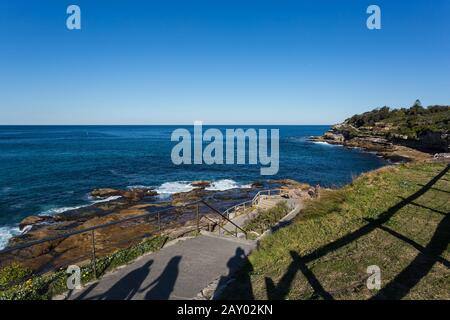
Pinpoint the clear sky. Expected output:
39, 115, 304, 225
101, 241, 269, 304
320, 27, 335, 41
0, 0, 449, 125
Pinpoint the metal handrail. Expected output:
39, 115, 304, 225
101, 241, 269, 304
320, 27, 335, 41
0, 189, 286, 290
222, 188, 286, 217
0, 188, 270, 257
0, 190, 286, 257
201, 214, 237, 237
0, 191, 291, 292
201, 200, 248, 239
0, 201, 201, 256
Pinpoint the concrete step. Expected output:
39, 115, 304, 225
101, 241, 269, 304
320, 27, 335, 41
257, 200, 282, 209
258, 200, 279, 206
200, 230, 256, 246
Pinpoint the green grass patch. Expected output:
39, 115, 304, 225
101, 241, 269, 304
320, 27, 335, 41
222, 162, 450, 300
244, 201, 291, 237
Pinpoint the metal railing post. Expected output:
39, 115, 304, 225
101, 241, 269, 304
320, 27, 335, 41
158, 212, 161, 231
196, 204, 200, 233
91, 230, 97, 279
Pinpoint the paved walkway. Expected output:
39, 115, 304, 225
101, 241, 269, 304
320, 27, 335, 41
65, 234, 255, 300
62, 194, 301, 300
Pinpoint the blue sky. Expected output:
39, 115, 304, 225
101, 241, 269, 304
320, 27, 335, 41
0, 0, 449, 125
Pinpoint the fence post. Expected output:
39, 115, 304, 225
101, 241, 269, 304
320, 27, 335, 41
91, 230, 97, 279
196, 204, 200, 233
158, 212, 161, 231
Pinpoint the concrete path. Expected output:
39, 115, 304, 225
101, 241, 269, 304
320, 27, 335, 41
61, 193, 300, 300
65, 234, 255, 300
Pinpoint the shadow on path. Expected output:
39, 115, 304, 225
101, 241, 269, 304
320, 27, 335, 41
217, 248, 255, 299
139, 256, 181, 299
101, 260, 154, 300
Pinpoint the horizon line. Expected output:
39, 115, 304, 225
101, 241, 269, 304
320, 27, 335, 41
0, 123, 334, 126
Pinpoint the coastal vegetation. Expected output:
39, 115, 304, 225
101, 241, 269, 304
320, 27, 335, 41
343, 102, 449, 139
221, 161, 450, 299
244, 201, 290, 237
312, 103, 449, 160
0, 235, 167, 300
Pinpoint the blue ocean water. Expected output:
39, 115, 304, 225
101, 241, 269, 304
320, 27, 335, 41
0, 125, 387, 247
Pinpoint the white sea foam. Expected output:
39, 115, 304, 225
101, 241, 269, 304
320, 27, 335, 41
154, 179, 250, 195
0, 194, 123, 249
312, 141, 342, 146
1, 179, 247, 250
21, 225, 32, 234
91, 195, 122, 204
41, 196, 122, 216
0, 226, 21, 250
41, 205, 87, 215
206, 179, 241, 191
156, 181, 195, 195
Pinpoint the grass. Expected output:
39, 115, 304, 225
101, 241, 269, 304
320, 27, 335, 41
0, 235, 168, 300
244, 201, 291, 238
222, 161, 450, 300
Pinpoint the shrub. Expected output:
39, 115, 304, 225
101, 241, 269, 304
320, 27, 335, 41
0, 263, 32, 288
0, 235, 167, 300
245, 201, 291, 235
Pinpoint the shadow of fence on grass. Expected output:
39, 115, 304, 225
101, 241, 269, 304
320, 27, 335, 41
263, 165, 449, 300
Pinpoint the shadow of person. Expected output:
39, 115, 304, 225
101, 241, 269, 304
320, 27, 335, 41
139, 256, 182, 300
98, 260, 153, 300
215, 247, 254, 299
72, 282, 99, 300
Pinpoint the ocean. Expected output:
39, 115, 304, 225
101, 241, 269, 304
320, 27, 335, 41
0, 125, 387, 248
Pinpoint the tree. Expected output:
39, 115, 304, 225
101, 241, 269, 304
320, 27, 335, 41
413, 99, 422, 108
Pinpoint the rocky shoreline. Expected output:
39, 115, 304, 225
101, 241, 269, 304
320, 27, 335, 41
309, 125, 438, 162
1, 179, 313, 273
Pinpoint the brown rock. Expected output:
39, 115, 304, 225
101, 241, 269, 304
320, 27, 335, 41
145, 189, 158, 196
323, 132, 345, 143
171, 188, 210, 205
122, 188, 158, 202
91, 188, 122, 198
191, 181, 211, 188
251, 181, 264, 188
19, 215, 52, 231
91, 187, 158, 202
